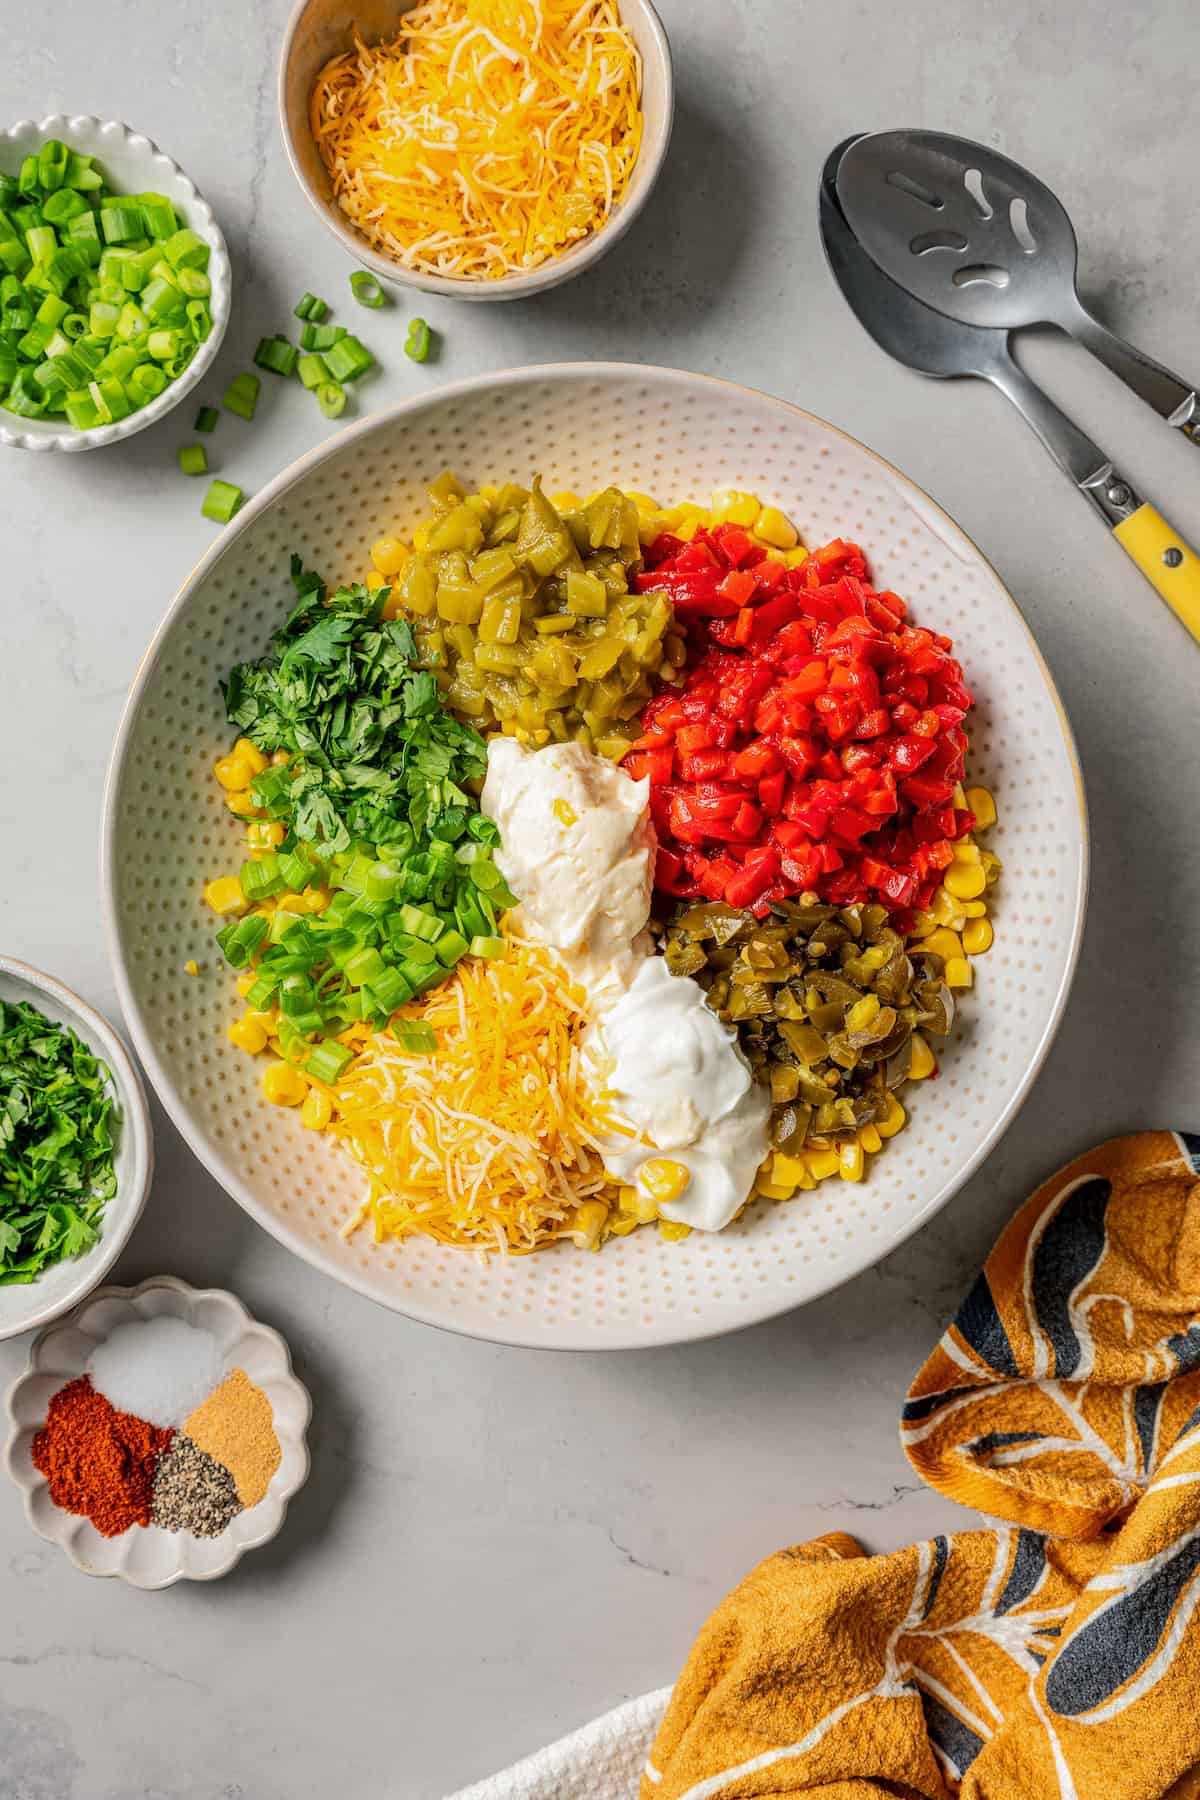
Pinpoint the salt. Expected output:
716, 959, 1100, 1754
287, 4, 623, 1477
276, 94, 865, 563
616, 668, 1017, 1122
88, 1318, 224, 1428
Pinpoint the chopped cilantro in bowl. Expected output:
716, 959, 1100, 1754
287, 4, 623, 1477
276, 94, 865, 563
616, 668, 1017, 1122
0, 999, 118, 1286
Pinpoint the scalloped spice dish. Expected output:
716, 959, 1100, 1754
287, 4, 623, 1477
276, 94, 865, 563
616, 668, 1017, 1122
31, 1317, 281, 1538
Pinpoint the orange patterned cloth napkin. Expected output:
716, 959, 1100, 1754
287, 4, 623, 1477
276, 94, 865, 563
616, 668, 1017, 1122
642, 1132, 1200, 1800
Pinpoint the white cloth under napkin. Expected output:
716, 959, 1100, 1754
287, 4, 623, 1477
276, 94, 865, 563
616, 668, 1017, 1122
446, 1688, 670, 1800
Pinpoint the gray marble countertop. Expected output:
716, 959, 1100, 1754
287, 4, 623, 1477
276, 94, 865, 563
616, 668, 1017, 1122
3, 2, 1200, 1794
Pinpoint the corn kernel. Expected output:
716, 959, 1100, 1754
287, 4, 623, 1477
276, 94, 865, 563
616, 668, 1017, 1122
365, 569, 386, 592
626, 491, 659, 514
945, 861, 987, 900
961, 899, 988, 918
945, 956, 974, 989
874, 1095, 905, 1139
710, 489, 760, 527
952, 839, 982, 865
270, 749, 290, 768
225, 788, 258, 816
549, 491, 581, 512
245, 819, 284, 852
371, 535, 410, 576
569, 1199, 609, 1250
184, 959, 199, 977
203, 876, 246, 916
617, 1183, 658, 1223
962, 917, 994, 956
908, 1033, 937, 1080
607, 1213, 639, 1237
236, 973, 256, 998
806, 1148, 841, 1181
301, 888, 331, 914
262, 1061, 307, 1106
233, 737, 267, 776
965, 785, 997, 829
923, 926, 964, 964
784, 546, 810, 567
276, 890, 308, 913
637, 1158, 692, 1205
753, 505, 799, 550
770, 1152, 808, 1188
213, 753, 253, 792
755, 1180, 794, 1201
300, 1089, 334, 1131
951, 782, 967, 808
658, 1218, 692, 1242
981, 851, 1002, 886
859, 1123, 882, 1154
228, 1016, 268, 1055
839, 1140, 865, 1181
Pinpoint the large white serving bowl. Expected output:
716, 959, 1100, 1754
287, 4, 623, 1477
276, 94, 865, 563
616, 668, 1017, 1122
101, 364, 1088, 1350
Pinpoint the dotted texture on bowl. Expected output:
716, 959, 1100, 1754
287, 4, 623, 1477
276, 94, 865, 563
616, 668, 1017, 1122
105, 367, 1086, 1348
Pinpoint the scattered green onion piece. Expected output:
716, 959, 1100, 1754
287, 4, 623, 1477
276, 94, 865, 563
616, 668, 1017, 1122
293, 292, 329, 322
254, 334, 298, 377
296, 352, 329, 390
391, 1021, 436, 1054
317, 380, 346, 419
404, 317, 433, 362
349, 269, 386, 308
37, 140, 70, 193
299, 321, 345, 351
222, 371, 259, 419
194, 404, 218, 433
323, 335, 373, 382
201, 478, 243, 523
178, 442, 207, 476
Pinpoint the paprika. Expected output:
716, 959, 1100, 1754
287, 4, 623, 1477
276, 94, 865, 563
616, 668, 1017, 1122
31, 1376, 172, 1537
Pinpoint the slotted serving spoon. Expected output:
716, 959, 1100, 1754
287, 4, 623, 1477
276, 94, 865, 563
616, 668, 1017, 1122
834, 129, 1200, 448
818, 137, 1200, 642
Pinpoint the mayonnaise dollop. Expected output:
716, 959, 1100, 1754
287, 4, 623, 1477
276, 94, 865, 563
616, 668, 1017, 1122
481, 738, 769, 1231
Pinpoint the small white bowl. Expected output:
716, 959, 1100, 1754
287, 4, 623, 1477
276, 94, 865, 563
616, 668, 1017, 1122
4, 1276, 312, 1587
0, 958, 153, 1343
0, 115, 231, 452
278, 0, 674, 301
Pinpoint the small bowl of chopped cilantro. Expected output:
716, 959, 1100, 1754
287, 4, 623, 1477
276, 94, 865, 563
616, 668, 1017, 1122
0, 959, 152, 1342
0, 114, 230, 452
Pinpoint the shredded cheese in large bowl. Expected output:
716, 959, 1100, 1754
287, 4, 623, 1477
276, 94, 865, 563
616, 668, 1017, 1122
280, 0, 674, 297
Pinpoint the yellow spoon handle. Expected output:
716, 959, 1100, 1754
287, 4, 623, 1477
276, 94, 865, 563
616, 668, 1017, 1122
1112, 503, 1200, 644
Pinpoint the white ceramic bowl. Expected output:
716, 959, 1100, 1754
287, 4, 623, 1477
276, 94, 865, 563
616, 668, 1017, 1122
0, 958, 153, 1343
101, 363, 1088, 1350
0, 115, 231, 452
4, 1276, 312, 1587
278, 0, 674, 301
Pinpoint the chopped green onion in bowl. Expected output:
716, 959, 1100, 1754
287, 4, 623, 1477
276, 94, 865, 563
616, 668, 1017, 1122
0, 136, 222, 439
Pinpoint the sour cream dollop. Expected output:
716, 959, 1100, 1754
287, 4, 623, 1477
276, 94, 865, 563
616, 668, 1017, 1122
481, 738, 769, 1231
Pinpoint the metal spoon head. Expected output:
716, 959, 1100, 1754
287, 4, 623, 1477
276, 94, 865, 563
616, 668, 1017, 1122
834, 129, 1082, 331
818, 138, 1010, 383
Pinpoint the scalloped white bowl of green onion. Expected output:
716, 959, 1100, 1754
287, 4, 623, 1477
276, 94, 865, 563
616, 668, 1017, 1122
0, 116, 230, 453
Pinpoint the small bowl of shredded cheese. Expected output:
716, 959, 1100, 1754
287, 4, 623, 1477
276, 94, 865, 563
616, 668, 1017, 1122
278, 0, 673, 299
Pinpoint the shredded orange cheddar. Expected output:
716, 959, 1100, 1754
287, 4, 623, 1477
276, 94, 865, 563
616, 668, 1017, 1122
327, 935, 632, 1252
310, 0, 643, 282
